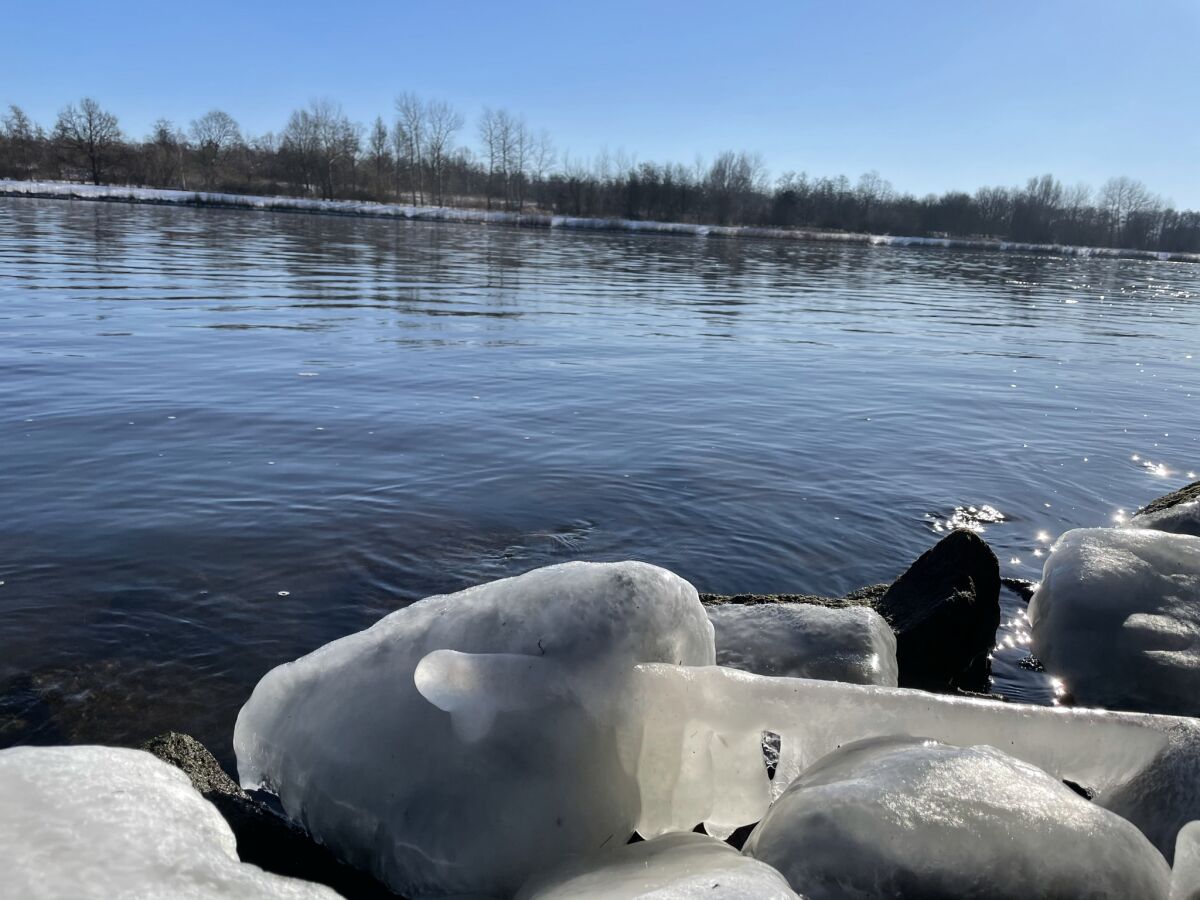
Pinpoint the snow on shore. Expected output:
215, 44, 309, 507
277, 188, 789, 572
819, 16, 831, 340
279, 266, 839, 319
4, 179, 1197, 263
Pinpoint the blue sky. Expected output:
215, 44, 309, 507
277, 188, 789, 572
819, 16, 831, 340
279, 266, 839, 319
3, 0, 1198, 207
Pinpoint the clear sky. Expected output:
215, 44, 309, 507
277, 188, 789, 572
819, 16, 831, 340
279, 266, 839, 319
3, 0, 1198, 207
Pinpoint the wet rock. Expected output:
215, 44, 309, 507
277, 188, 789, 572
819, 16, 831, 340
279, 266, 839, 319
142, 732, 398, 900
876, 529, 1001, 691
1001, 577, 1038, 602
1132, 479, 1200, 537
703, 530, 1001, 692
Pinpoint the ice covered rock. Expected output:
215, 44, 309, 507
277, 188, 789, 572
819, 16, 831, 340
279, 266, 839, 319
615, 664, 1200, 859
1172, 821, 1200, 900
706, 602, 897, 685
515, 832, 798, 899
143, 732, 395, 899
1029, 528, 1200, 716
234, 561, 714, 898
702, 530, 999, 691
742, 736, 1171, 899
1133, 480, 1200, 537
0, 744, 342, 899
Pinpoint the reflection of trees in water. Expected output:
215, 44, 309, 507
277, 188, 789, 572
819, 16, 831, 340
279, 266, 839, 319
21, 200, 1193, 344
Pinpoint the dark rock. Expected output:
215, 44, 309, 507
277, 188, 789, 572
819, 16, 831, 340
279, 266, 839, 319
876, 530, 1001, 692
1136, 479, 1200, 517
142, 732, 400, 899
1063, 779, 1095, 801
1001, 577, 1038, 602
142, 732, 241, 796
1131, 479, 1200, 535
701, 530, 1001, 694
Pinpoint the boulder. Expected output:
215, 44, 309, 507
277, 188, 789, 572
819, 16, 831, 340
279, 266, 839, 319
1132, 480, 1200, 537
0, 744, 344, 899
233, 561, 715, 898
1029, 527, 1200, 717
875, 529, 1001, 691
702, 529, 1001, 692
143, 733, 397, 899
705, 602, 897, 685
742, 736, 1171, 899
515, 832, 798, 899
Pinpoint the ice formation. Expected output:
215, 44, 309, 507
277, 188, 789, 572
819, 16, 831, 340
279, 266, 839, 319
1173, 821, 1200, 900
234, 561, 714, 898
1029, 528, 1200, 716
514, 832, 797, 899
707, 602, 897, 685
742, 736, 1170, 899
622, 663, 1200, 859
0, 745, 341, 899
1134, 501, 1200, 538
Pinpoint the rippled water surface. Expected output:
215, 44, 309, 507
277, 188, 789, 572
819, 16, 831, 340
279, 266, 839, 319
2, 198, 1197, 764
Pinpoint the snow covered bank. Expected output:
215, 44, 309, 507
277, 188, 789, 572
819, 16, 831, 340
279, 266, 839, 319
4, 179, 1198, 263
0, 745, 341, 899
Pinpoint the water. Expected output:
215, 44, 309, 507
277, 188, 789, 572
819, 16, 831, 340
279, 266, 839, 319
1, 198, 1196, 767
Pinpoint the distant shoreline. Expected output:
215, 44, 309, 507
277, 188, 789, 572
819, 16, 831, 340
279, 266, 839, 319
4, 179, 1198, 264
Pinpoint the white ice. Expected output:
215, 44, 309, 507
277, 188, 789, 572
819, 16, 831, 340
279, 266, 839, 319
742, 736, 1170, 899
1029, 528, 1200, 716
1173, 821, 1200, 900
1134, 501, 1200, 538
706, 602, 897, 685
234, 561, 714, 898
0, 745, 341, 900
623, 663, 1200, 859
515, 832, 797, 899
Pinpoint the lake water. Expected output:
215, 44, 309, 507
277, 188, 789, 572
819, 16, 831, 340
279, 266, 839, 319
1, 198, 1197, 767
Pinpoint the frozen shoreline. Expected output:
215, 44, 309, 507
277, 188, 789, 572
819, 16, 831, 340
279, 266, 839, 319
4, 179, 1198, 263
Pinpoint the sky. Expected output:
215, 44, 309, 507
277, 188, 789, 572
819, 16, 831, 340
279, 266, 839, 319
2, 0, 1198, 207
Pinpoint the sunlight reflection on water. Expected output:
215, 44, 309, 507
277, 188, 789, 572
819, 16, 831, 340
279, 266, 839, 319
0, 198, 1197, 758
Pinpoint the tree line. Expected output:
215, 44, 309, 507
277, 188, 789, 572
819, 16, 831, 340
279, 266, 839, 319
2, 96, 1198, 253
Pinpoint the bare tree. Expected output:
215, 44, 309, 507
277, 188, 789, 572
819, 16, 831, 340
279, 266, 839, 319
394, 92, 426, 204
2, 105, 38, 179
478, 107, 499, 209
528, 129, 556, 208
423, 100, 463, 206
1099, 176, 1157, 242
280, 107, 320, 195
54, 97, 121, 185
308, 99, 358, 200
145, 119, 184, 188
189, 109, 242, 188
368, 116, 391, 197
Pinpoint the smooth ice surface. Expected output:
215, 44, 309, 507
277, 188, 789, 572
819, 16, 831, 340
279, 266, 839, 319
0, 745, 341, 900
1029, 528, 1200, 716
1134, 502, 1200, 538
706, 603, 897, 685
515, 832, 798, 899
235, 561, 714, 898
618, 664, 1200, 859
1173, 822, 1200, 900
743, 737, 1170, 899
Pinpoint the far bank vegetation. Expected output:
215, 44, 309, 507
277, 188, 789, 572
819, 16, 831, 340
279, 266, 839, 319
1, 96, 1197, 253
